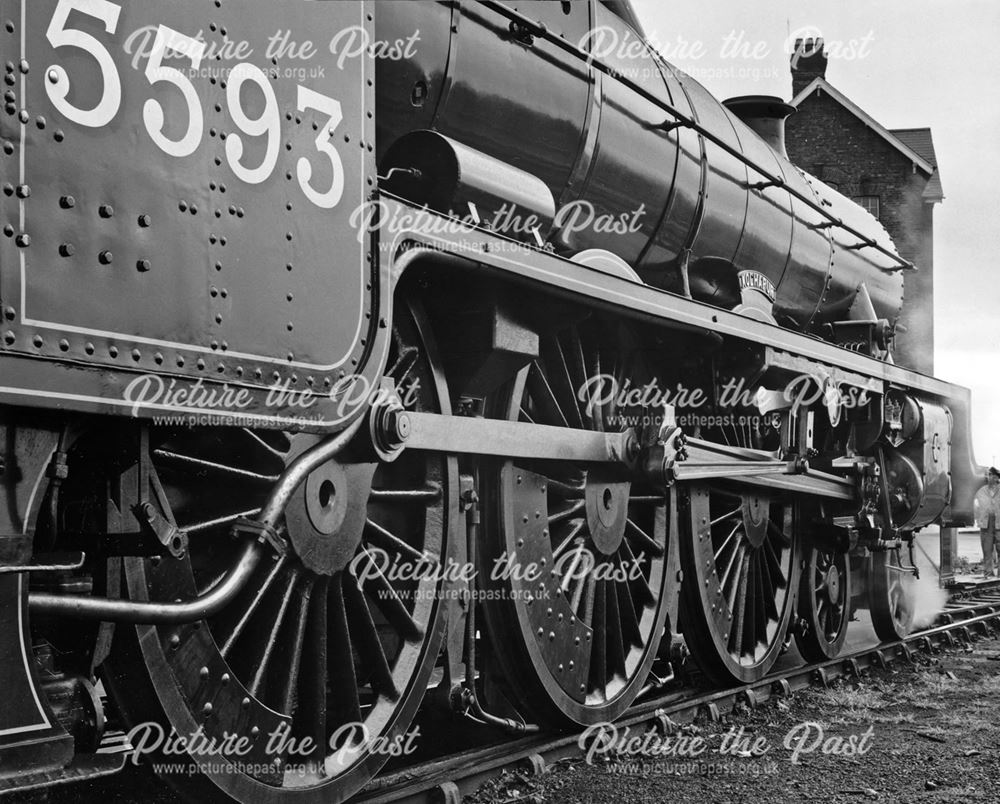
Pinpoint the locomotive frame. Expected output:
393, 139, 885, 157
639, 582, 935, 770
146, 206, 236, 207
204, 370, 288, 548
0, 0, 984, 801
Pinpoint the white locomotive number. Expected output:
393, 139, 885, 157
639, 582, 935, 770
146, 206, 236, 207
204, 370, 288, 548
43, 0, 349, 209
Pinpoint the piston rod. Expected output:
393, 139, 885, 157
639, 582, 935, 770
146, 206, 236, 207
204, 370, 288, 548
28, 415, 366, 624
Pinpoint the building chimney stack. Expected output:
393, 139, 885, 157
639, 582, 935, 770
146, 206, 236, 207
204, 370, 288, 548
791, 37, 828, 98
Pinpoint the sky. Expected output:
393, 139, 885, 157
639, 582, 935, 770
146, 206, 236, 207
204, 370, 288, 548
630, 0, 1000, 466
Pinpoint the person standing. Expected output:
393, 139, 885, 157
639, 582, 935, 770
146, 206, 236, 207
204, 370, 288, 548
974, 467, 1000, 577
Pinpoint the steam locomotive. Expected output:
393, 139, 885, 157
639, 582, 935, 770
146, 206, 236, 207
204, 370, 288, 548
0, 1, 981, 801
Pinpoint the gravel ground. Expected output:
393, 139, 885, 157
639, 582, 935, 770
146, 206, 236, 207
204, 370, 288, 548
469, 636, 1000, 804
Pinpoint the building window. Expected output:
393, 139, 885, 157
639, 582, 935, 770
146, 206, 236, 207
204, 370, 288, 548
855, 195, 880, 219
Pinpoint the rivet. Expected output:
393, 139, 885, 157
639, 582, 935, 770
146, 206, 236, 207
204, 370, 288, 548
98, 250, 113, 265
548, 631, 556, 640
15, 183, 28, 198
154, 352, 163, 364
215, 314, 223, 324
2, 225, 12, 237
210, 287, 218, 298
59, 243, 74, 257
4, 21, 13, 33
18, 110, 27, 124
84, 342, 94, 355
35, 116, 44, 129
3, 307, 13, 320
220, 288, 228, 298
137, 259, 151, 272
109, 345, 118, 358
60, 195, 75, 209
53, 130, 64, 142
221, 673, 230, 685
99, 204, 114, 218
197, 358, 206, 370
15, 233, 29, 247
169, 634, 180, 648
47, 68, 58, 84
131, 349, 141, 361
199, 666, 209, 679
18, 59, 28, 74
3, 141, 13, 155
202, 702, 213, 715
179, 201, 188, 212
2, 331, 13, 345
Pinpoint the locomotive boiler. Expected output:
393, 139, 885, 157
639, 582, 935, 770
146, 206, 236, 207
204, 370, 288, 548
0, 1, 983, 802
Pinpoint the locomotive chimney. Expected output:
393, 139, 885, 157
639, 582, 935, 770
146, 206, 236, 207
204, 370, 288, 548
722, 96, 796, 158
790, 37, 828, 97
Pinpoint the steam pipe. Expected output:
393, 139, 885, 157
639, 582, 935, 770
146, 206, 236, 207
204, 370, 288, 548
29, 415, 367, 624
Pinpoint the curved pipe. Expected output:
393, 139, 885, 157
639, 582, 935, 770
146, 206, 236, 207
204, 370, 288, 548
29, 415, 367, 624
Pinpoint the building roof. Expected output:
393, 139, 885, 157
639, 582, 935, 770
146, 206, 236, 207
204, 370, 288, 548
791, 77, 944, 202
889, 128, 945, 201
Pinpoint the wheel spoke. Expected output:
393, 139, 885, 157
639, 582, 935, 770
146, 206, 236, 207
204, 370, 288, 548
615, 571, 642, 647
710, 507, 742, 528
344, 575, 399, 702
585, 335, 604, 432
625, 518, 664, 557
713, 521, 741, 561
767, 518, 792, 547
552, 519, 585, 561
294, 576, 328, 756
279, 576, 315, 715
527, 361, 570, 429
357, 548, 424, 642
249, 569, 301, 699
545, 334, 586, 430
763, 540, 787, 588
547, 478, 587, 499
729, 553, 750, 655
220, 555, 289, 659
152, 449, 280, 482
185, 507, 262, 535
720, 542, 744, 601
758, 549, 779, 621
364, 518, 426, 564
621, 539, 654, 605
549, 499, 586, 526
560, 543, 588, 593
606, 580, 627, 677
588, 578, 607, 693
327, 576, 363, 726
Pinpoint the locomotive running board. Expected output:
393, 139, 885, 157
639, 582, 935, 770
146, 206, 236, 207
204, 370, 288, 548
404, 412, 856, 500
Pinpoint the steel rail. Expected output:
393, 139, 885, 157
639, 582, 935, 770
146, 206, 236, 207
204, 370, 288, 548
479, 1, 914, 273
353, 591, 1000, 804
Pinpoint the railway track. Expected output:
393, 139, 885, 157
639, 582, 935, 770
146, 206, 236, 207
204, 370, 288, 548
350, 586, 1000, 804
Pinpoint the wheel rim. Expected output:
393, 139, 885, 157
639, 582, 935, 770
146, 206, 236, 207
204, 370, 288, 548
680, 485, 800, 685
796, 547, 850, 661
483, 322, 670, 726
869, 547, 914, 642
103, 301, 453, 803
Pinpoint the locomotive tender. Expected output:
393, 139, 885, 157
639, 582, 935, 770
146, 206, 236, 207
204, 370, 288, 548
0, 0, 982, 801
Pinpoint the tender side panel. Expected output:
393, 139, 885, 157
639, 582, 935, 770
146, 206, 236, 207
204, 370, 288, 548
0, 0, 381, 427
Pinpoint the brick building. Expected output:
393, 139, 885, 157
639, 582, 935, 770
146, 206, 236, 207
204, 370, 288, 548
785, 39, 944, 374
